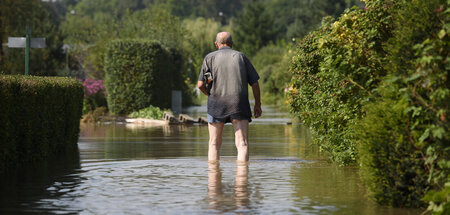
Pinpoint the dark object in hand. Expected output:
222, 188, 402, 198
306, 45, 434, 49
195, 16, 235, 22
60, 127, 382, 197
204, 72, 213, 95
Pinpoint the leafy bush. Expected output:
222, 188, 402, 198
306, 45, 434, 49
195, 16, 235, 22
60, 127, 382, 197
128, 105, 166, 120
289, 0, 449, 208
355, 87, 429, 207
289, 1, 392, 165
81, 106, 108, 123
104, 39, 184, 115
61, 7, 186, 79
356, 0, 449, 208
81, 78, 107, 114
0, 75, 83, 171
422, 182, 450, 215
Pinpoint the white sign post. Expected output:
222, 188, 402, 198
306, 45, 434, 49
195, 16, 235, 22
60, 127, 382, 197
7, 27, 46, 75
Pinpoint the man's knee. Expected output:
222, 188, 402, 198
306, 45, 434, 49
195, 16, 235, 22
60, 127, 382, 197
209, 140, 221, 146
209, 136, 222, 147
235, 139, 248, 149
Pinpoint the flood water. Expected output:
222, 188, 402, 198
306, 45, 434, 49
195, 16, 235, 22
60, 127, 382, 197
0, 106, 421, 214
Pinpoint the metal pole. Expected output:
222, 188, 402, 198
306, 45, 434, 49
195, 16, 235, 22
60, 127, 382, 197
25, 26, 31, 75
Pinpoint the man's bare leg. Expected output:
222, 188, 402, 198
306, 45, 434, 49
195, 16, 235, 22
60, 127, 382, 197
208, 122, 225, 161
232, 119, 249, 161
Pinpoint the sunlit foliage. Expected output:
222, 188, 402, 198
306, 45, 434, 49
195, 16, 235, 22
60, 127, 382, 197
289, 0, 449, 209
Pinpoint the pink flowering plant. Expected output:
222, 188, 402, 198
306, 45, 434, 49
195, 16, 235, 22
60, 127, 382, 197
82, 78, 106, 97
80, 78, 107, 114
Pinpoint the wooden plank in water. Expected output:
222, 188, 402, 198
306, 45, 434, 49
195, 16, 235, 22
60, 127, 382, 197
163, 112, 179, 124
197, 117, 208, 124
178, 114, 194, 124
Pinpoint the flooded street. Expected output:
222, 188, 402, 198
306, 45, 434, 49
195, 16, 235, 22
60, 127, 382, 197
0, 106, 420, 214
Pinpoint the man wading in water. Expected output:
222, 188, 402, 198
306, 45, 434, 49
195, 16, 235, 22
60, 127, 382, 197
197, 32, 262, 162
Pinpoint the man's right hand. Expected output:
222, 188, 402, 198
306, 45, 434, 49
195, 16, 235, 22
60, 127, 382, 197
251, 82, 262, 118
197, 81, 209, 96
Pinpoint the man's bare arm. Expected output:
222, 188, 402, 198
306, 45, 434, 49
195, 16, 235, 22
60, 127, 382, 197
197, 81, 209, 96
251, 81, 262, 118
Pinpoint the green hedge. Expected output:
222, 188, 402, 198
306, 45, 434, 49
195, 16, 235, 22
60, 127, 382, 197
104, 39, 185, 115
0, 75, 83, 171
289, 1, 392, 165
356, 0, 449, 209
355, 93, 429, 207
289, 0, 449, 209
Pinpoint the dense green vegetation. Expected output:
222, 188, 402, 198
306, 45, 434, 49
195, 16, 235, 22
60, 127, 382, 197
0, 75, 83, 171
289, 0, 449, 210
251, 43, 293, 105
128, 105, 167, 120
358, 1, 449, 210
234, 0, 362, 104
4, 0, 447, 211
1, 0, 360, 107
104, 40, 186, 114
62, 6, 185, 79
289, 2, 391, 165
234, 0, 277, 57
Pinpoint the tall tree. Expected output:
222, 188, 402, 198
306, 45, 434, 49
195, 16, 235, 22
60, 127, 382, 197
144, 0, 244, 24
70, 0, 146, 18
267, 0, 363, 40
233, 0, 277, 57
195, 0, 244, 24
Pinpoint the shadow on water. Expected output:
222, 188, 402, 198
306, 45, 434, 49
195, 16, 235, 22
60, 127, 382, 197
0, 151, 82, 214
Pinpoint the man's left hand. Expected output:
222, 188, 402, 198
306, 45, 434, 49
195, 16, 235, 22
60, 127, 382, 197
254, 105, 262, 118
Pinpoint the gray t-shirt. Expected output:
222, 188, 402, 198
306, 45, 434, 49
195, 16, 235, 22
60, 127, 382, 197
198, 46, 260, 119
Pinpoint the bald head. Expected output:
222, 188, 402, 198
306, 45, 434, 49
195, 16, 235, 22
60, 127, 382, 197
215, 32, 233, 47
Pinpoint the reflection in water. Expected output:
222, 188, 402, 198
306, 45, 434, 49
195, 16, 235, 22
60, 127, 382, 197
207, 161, 250, 213
234, 161, 249, 208
78, 122, 317, 161
207, 161, 223, 208
0, 153, 81, 214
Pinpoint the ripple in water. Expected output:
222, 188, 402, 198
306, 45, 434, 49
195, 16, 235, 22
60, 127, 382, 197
32, 157, 348, 215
